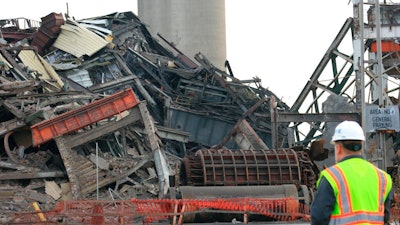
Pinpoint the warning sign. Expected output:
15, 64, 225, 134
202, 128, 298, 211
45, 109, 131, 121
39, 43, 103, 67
365, 105, 400, 132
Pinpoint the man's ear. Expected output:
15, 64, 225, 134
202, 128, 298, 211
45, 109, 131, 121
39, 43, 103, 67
336, 142, 343, 154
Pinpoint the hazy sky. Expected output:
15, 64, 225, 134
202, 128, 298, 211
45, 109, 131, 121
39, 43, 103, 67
2, 0, 353, 106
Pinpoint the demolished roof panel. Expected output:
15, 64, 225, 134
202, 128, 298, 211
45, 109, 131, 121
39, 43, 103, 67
53, 19, 110, 57
18, 49, 64, 88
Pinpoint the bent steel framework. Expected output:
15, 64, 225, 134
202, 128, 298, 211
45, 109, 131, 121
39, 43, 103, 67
277, 2, 400, 172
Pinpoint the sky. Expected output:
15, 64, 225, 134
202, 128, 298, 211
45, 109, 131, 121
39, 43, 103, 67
1, 0, 354, 107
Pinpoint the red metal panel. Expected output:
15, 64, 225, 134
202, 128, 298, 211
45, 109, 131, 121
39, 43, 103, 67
370, 40, 400, 52
31, 88, 139, 146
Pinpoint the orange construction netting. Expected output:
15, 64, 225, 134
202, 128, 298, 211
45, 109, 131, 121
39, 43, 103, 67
9, 197, 310, 224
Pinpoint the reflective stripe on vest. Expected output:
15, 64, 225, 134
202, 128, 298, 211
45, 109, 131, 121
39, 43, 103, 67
376, 169, 387, 213
325, 164, 388, 225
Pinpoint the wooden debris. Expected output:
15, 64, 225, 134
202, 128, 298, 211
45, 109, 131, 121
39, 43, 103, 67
45, 180, 62, 200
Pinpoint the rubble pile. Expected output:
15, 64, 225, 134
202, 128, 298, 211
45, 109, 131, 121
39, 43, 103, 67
0, 11, 291, 222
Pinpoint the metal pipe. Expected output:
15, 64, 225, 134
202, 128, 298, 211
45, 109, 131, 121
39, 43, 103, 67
4, 131, 17, 162
179, 185, 299, 199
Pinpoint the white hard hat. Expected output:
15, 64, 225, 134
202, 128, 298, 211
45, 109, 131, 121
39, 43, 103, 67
331, 120, 365, 142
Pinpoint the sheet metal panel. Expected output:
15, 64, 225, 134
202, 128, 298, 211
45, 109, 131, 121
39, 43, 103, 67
168, 108, 272, 148
53, 19, 109, 58
168, 108, 234, 147
18, 49, 64, 88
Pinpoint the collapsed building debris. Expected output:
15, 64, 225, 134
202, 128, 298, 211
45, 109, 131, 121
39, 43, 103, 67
0, 11, 314, 224
1, 8, 397, 224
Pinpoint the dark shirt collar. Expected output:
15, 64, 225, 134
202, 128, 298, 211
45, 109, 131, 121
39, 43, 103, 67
339, 154, 363, 163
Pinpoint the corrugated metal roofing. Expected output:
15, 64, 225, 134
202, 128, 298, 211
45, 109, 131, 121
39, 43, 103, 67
18, 49, 64, 88
53, 19, 109, 58
66, 69, 93, 88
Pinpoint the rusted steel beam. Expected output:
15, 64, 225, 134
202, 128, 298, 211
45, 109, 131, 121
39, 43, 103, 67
31, 88, 139, 146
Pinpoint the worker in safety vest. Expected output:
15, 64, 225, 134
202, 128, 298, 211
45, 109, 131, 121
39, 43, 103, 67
311, 120, 393, 225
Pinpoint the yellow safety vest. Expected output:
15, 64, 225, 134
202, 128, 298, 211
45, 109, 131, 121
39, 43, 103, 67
317, 157, 392, 225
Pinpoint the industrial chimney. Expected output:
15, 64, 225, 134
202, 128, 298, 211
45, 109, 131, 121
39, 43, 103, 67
137, 0, 227, 69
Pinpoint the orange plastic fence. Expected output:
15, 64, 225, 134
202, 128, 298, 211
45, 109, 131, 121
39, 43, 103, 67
9, 197, 400, 224
9, 198, 310, 225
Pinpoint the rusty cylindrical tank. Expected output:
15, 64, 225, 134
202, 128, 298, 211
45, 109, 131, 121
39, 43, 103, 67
182, 148, 317, 187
